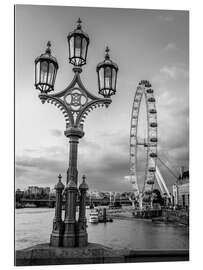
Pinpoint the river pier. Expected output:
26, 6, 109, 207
132, 209, 162, 219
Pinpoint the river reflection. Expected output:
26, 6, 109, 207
15, 208, 189, 251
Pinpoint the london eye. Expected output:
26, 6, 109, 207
129, 80, 158, 206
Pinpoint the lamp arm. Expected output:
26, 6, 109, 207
45, 69, 99, 101
47, 72, 79, 99
75, 72, 107, 101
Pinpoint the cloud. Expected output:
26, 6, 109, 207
16, 156, 66, 171
152, 64, 189, 90
50, 129, 63, 137
15, 151, 68, 188
15, 118, 189, 192
15, 91, 189, 192
163, 43, 177, 51
15, 133, 131, 191
79, 152, 129, 191
15, 167, 29, 177
159, 15, 174, 22
160, 65, 188, 80
15, 149, 130, 191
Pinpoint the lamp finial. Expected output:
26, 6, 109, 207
77, 18, 82, 29
105, 46, 110, 59
46, 41, 51, 54
58, 174, 62, 182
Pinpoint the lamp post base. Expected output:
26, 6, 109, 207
50, 232, 64, 247
76, 231, 88, 247
63, 219, 76, 247
50, 220, 64, 247
63, 233, 76, 248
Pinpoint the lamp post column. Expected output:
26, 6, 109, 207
63, 128, 84, 247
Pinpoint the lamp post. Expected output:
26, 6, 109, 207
34, 18, 118, 247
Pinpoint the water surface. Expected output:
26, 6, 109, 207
15, 208, 189, 250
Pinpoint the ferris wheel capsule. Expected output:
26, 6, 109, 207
148, 167, 156, 172
146, 180, 155, 185
145, 82, 151, 87
148, 97, 155, 102
146, 89, 154, 94
149, 152, 157, 158
149, 109, 157, 114
150, 137, 158, 143
150, 122, 158, 128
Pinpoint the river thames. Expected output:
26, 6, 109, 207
15, 208, 189, 251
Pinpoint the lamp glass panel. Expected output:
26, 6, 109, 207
69, 36, 74, 58
36, 62, 41, 85
52, 68, 57, 89
104, 66, 112, 89
111, 68, 116, 90
74, 35, 82, 58
47, 62, 54, 86
81, 38, 87, 59
40, 61, 48, 84
99, 67, 104, 90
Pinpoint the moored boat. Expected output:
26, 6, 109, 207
89, 210, 99, 223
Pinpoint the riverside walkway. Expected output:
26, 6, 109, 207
15, 242, 189, 266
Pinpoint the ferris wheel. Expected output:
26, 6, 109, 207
129, 80, 158, 204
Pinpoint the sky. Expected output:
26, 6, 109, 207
15, 5, 189, 192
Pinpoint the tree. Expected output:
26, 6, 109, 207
152, 189, 164, 205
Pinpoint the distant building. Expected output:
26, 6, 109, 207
44, 187, 51, 195
16, 188, 24, 196
15, 189, 24, 203
172, 167, 189, 207
26, 186, 51, 197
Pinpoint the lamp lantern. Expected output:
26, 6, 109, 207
34, 41, 58, 93
67, 18, 89, 67
96, 46, 118, 98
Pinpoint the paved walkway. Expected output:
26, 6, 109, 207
15, 242, 189, 266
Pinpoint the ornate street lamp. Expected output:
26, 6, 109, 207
34, 19, 118, 248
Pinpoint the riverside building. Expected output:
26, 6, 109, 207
172, 167, 189, 207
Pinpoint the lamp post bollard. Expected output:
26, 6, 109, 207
34, 19, 118, 248
63, 179, 78, 247
50, 174, 65, 247
76, 175, 89, 247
